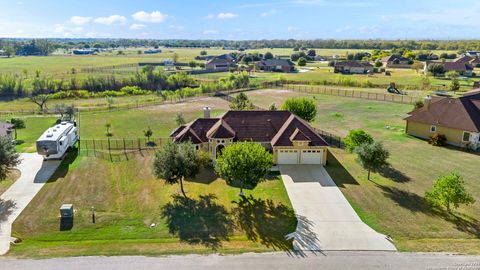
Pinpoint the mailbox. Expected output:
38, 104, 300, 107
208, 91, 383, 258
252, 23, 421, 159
60, 204, 74, 218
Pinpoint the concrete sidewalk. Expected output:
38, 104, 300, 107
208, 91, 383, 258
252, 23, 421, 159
0, 153, 60, 255
280, 165, 396, 251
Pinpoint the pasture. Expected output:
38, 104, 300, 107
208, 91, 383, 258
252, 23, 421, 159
246, 89, 480, 254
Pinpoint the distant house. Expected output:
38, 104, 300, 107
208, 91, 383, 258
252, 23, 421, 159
333, 61, 374, 74
256, 59, 295, 73
205, 54, 236, 71
405, 89, 480, 150
469, 57, 480, 67
0, 122, 13, 140
465, 52, 480, 57
425, 61, 474, 77
171, 109, 329, 165
144, 49, 162, 54
453, 55, 473, 64
381, 55, 411, 68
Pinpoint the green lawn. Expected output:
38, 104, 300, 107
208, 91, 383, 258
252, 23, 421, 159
247, 89, 480, 254
0, 169, 20, 195
10, 152, 295, 258
1, 97, 231, 152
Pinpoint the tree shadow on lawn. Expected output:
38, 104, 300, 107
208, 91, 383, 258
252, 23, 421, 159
324, 152, 359, 188
161, 194, 233, 249
378, 165, 411, 183
377, 184, 480, 238
186, 168, 217, 185
0, 199, 16, 222
231, 195, 297, 252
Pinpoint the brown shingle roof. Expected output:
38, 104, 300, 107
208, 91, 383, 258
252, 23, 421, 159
453, 55, 473, 63
428, 61, 473, 71
172, 111, 328, 146
334, 61, 373, 68
405, 92, 480, 132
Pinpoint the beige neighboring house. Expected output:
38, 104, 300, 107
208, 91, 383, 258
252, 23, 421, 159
333, 61, 374, 74
0, 122, 14, 140
171, 108, 329, 165
405, 89, 480, 150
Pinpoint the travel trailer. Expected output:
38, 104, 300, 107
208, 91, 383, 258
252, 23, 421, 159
36, 122, 78, 160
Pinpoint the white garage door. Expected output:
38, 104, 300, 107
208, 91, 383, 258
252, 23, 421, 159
301, 149, 323, 164
277, 150, 299, 164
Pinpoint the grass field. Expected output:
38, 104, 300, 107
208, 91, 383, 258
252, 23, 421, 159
1, 97, 231, 152
246, 89, 480, 254
10, 152, 295, 258
0, 169, 20, 196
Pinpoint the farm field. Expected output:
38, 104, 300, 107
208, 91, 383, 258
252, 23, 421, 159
245, 89, 480, 254
1, 97, 231, 152
10, 152, 294, 258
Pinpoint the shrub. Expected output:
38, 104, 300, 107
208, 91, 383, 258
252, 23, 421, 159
344, 129, 374, 152
281, 97, 317, 122
429, 134, 447, 146
413, 100, 424, 109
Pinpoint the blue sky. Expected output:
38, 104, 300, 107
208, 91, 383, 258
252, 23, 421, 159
0, 0, 478, 39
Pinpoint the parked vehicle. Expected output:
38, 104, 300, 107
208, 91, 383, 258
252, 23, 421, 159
36, 122, 78, 160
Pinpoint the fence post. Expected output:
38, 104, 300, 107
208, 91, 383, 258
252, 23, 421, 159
93, 139, 96, 157
123, 138, 126, 154
138, 138, 141, 151
108, 138, 112, 161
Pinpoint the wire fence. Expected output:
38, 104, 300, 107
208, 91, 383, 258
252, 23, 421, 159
267, 83, 420, 104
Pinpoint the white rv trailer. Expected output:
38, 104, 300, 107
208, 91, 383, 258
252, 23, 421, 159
36, 122, 78, 160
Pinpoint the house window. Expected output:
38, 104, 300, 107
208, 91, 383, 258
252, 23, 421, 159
430, 125, 437, 133
195, 145, 199, 150
462, 132, 471, 142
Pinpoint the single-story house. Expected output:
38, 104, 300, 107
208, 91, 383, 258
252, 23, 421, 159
381, 55, 411, 68
72, 49, 96, 55
171, 109, 329, 165
205, 54, 236, 71
469, 57, 480, 67
453, 55, 474, 64
334, 61, 374, 74
404, 89, 480, 150
465, 52, 480, 57
424, 61, 474, 77
255, 59, 295, 73
0, 122, 13, 139
144, 49, 162, 54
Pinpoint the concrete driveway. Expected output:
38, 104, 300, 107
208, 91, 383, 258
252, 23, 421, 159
280, 165, 396, 251
0, 153, 61, 255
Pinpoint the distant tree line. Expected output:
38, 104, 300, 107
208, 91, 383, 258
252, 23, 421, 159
2, 38, 480, 53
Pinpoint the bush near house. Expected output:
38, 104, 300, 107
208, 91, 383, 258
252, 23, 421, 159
429, 134, 447, 146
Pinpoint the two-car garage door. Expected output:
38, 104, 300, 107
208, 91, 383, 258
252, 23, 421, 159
277, 149, 323, 164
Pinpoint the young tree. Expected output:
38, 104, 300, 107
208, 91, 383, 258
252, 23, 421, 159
200, 50, 207, 56
281, 97, 317, 122
297, 57, 307, 66
230, 93, 254, 110
29, 94, 49, 112
106, 96, 115, 110
153, 141, 207, 197
4, 46, 15, 58
307, 49, 316, 58
427, 63, 445, 76
449, 77, 460, 93
0, 137, 20, 181
425, 173, 475, 213
175, 112, 186, 126
215, 142, 273, 196
269, 103, 278, 111
9, 118, 25, 140
344, 129, 374, 152
411, 61, 424, 73
264, 52, 274, 60
355, 141, 389, 180
143, 126, 153, 142
188, 61, 197, 69
105, 123, 112, 137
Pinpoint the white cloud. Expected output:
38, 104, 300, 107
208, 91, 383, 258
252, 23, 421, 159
94, 15, 126, 25
53, 24, 83, 37
204, 14, 215, 19
132, 11, 168, 23
169, 25, 184, 31
130, 23, 146, 30
217, 12, 238, 19
261, 9, 277, 17
203, 29, 218, 35
335, 25, 352, 33
69, 16, 92, 26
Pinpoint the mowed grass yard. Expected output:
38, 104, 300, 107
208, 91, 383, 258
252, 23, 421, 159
10, 152, 295, 258
1, 97, 231, 152
247, 89, 480, 254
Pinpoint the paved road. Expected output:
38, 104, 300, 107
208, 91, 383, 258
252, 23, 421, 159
1, 252, 478, 270
280, 165, 396, 251
0, 153, 61, 255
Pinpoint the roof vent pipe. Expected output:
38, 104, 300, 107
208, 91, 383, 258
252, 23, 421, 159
203, 106, 211, 119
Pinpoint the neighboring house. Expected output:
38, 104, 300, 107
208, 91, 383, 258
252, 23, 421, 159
72, 49, 96, 55
469, 57, 480, 67
256, 59, 295, 73
381, 55, 411, 68
424, 61, 474, 77
453, 55, 473, 64
404, 89, 480, 150
205, 54, 236, 71
171, 109, 329, 165
333, 61, 374, 74
0, 122, 14, 140
465, 51, 480, 57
